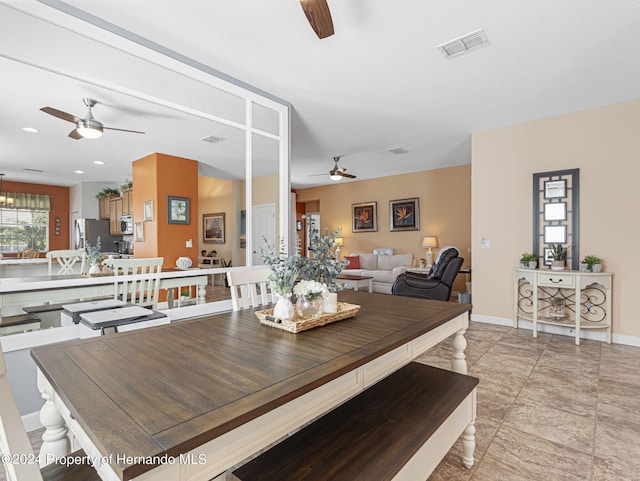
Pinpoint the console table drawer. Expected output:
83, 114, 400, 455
537, 273, 575, 288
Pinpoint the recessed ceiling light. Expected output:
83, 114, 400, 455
94, 160, 105, 165
22, 127, 39, 133
388, 147, 409, 155
74, 170, 85, 174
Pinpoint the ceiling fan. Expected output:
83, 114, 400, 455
311, 156, 357, 181
40, 98, 145, 140
299, 0, 334, 39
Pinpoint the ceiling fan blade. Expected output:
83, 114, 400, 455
41, 107, 80, 124
103, 127, 146, 135
68, 129, 83, 140
340, 172, 357, 179
299, 0, 334, 39
309, 173, 329, 177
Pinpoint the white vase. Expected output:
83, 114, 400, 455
176, 256, 192, 269
89, 264, 101, 274
273, 294, 294, 321
324, 292, 338, 313
550, 260, 565, 271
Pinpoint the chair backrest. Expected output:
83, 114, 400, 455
227, 268, 273, 310
109, 257, 163, 308
440, 256, 464, 288
18, 249, 39, 259
0, 350, 45, 481
46, 249, 86, 275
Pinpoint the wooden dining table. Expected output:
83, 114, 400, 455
31, 290, 471, 481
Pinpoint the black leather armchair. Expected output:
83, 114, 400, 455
392, 250, 463, 302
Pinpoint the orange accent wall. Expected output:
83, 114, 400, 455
132, 153, 198, 270
2, 180, 69, 256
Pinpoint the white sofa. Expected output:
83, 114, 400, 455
342, 252, 414, 294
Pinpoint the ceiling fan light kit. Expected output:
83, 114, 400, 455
40, 97, 144, 140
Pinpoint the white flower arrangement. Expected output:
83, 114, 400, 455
294, 280, 327, 300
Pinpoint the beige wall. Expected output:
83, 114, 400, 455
296, 165, 471, 292
472, 99, 640, 339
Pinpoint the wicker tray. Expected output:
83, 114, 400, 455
255, 302, 361, 333
81, 271, 115, 277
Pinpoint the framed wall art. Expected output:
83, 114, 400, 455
167, 196, 190, 224
352, 202, 377, 232
134, 222, 144, 242
389, 197, 420, 232
203, 212, 225, 243
143, 200, 154, 221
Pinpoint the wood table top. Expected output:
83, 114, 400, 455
31, 291, 469, 480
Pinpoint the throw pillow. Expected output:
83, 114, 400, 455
373, 248, 395, 255
344, 255, 361, 269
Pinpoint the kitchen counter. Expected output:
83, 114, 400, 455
0, 258, 48, 278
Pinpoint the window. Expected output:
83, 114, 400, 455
0, 208, 48, 253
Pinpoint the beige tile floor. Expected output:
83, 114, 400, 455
420, 322, 640, 481
4, 321, 639, 481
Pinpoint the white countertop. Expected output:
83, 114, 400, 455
0, 258, 47, 265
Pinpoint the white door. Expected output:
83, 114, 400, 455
252, 203, 276, 265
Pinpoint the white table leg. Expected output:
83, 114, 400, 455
198, 284, 207, 304
368, 279, 373, 293
37, 372, 71, 467
461, 420, 476, 469
451, 328, 467, 374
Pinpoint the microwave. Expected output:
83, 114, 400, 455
120, 215, 133, 234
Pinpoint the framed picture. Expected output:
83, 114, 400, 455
167, 196, 190, 224
544, 202, 566, 221
143, 200, 154, 221
543, 248, 554, 266
203, 212, 225, 243
389, 197, 420, 232
544, 225, 566, 243
544, 180, 566, 199
134, 221, 144, 242
352, 202, 377, 232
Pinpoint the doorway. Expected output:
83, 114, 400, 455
252, 203, 276, 265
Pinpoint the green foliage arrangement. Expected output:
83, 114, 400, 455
581, 255, 602, 270
549, 244, 568, 260
258, 238, 301, 295
520, 253, 537, 264
95, 187, 120, 199
85, 236, 103, 265
298, 221, 345, 292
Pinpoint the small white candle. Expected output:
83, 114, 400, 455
324, 292, 338, 313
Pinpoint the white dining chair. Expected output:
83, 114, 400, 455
226, 268, 274, 310
0, 349, 100, 481
109, 257, 163, 309
46, 249, 86, 275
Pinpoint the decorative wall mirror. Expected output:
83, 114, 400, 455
533, 168, 579, 270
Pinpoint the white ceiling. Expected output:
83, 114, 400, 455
1, 0, 639, 189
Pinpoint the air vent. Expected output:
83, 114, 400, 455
437, 29, 490, 59
388, 147, 409, 155
200, 135, 226, 144
23, 168, 44, 173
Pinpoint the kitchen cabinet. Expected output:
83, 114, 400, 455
121, 189, 133, 215
109, 197, 123, 235
98, 194, 118, 219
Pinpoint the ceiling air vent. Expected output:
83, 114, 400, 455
437, 29, 490, 59
388, 147, 409, 155
200, 135, 226, 144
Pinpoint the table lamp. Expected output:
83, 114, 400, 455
334, 237, 344, 260
422, 236, 438, 268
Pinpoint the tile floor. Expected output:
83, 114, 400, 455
419, 322, 640, 481
4, 322, 639, 481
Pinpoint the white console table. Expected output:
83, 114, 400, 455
514, 267, 613, 345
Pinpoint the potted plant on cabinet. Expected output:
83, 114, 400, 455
549, 244, 568, 271
581, 255, 603, 272
519, 253, 537, 269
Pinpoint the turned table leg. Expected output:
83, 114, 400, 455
451, 328, 468, 375
37, 371, 70, 467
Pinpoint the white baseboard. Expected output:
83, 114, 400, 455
470, 313, 640, 347
22, 410, 42, 432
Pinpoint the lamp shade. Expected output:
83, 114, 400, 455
422, 236, 438, 249
335, 237, 344, 247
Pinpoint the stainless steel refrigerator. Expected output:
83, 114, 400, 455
74, 219, 121, 251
